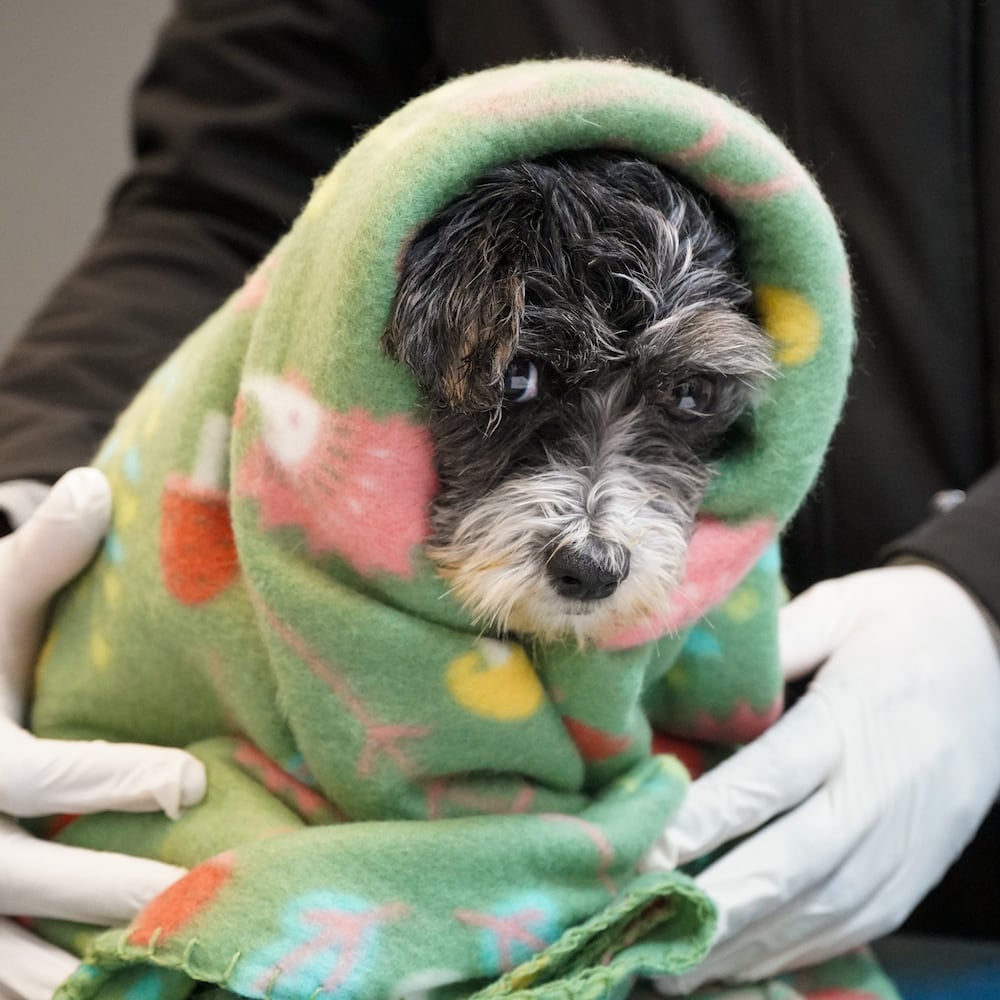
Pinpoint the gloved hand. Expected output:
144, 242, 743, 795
643, 564, 1000, 993
0, 468, 206, 1000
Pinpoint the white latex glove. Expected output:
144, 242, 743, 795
643, 564, 1000, 993
0, 468, 206, 1000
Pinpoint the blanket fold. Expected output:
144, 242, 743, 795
30, 59, 893, 999
41, 742, 712, 1000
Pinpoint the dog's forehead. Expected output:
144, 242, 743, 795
517, 301, 768, 383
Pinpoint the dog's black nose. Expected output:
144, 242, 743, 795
547, 548, 630, 602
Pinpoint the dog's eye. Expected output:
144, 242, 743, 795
503, 359, 539, 403
666, 375, 717, 420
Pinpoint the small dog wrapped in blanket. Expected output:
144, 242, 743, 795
29, 61, 899, 1000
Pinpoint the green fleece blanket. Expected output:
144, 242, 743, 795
31, 61, 896, 1000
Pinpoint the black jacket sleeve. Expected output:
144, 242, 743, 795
879, 0, 1000, 630
883, 467, 1000, 627
0, 0, 434, 484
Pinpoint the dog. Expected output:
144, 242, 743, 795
31, 64, 860, 1000
384, 150, 774, 644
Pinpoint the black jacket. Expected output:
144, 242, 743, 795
1, 0, 998, 936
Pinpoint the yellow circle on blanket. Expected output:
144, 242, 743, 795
722, 583, 761, 623
34, 627, 59, 682
89, 630, 111, 671
141, 401, 161, 440
755, 284, 822, 366
117, 491, 140, 528
446, 639, 544, 721
102, 569, 122, 605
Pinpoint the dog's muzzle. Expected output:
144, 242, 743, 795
546, 545, 631, 602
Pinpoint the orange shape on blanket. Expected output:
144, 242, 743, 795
680, 698, 783, 744
160, 475, 238, 605
562, 717, 633, 762
651, 732, 707, 781
129, 853, 234, 947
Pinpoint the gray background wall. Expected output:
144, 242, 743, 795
0, 2, 170, 360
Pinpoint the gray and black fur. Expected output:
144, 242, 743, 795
384, 151, 773, 643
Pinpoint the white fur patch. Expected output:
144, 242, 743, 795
429, 437, 696, 644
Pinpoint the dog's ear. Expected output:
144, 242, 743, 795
383, 201, 527, 413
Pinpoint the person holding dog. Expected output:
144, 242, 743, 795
2, 3, 999, 998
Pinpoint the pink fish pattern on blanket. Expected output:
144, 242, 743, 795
235, 374, 438, 577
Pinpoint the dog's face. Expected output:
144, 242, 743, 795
383, 152, 773, 643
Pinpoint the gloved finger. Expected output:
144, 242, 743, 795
0, 726, 206, 819
693, 772, 875, 948
661, 852, 896, 996
652, 803, 880, 996
0, 818, 186, 923
0, 468, 111, 619
0, 469, 111, 721
676, 833, 899, 990
778, 577, 862, 681
642, 692, 841, 870
713, 904, 889, 986
651, 906, 811, 996
0, 918, 80, 1000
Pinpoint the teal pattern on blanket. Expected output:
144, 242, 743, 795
30, 61, 894, 999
